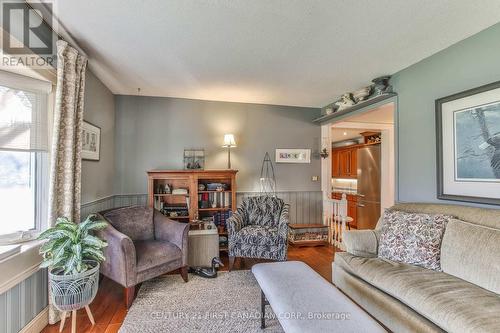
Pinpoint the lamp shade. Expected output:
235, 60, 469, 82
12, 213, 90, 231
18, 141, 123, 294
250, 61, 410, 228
222, 134, 236, 147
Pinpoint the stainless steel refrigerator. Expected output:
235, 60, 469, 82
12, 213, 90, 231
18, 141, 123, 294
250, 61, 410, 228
356, 145, 381, 230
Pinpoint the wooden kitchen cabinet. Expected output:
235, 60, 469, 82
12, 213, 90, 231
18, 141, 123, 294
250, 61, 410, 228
332, 146, 357, 179
347, 198, 357, 229
332, 149, 341, 178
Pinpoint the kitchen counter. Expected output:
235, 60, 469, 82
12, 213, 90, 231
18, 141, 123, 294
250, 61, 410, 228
332, 189, 358, 196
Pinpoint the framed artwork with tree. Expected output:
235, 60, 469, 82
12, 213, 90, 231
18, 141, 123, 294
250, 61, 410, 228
436, 81, 500, 205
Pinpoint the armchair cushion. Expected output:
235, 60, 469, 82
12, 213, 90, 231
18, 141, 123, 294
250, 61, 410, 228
153, 209, 189, 266
134, 240, 182, 272
242, 196, 285, 227
233, 225, 279, 246
228, 196, 289, 261
101, 206, 154, 241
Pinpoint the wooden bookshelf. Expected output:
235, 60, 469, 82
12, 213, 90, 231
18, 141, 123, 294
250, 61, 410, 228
147, 170, 237, 255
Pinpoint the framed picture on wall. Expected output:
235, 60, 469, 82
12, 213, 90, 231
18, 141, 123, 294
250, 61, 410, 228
436, 80, 500, 205
275, 148, 311, 164
82, 121, 101, 161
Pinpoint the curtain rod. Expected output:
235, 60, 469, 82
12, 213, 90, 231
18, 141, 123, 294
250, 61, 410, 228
25, 1, 89, 58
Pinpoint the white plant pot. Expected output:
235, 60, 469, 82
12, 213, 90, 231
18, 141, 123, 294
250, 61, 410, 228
48, 261, 100, 311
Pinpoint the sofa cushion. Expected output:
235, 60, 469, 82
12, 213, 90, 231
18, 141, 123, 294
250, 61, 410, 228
441, 218, 500, 294
378, 210, 449, 271
335, 252, 500, 333
102, 206, 154, 241
134, 240, 182, 272
233, 225, 279, 246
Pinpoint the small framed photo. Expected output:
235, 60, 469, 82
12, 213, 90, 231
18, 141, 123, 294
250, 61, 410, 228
436, 80, 500, 205
275, 148, 311, 164
82, 121, 101, 161
184, 149, 205, 169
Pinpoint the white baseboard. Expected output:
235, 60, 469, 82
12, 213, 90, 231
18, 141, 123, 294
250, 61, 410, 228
19, 307, 49, 333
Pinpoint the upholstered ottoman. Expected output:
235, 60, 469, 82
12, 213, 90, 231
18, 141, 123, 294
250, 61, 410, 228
252, 261, 386, 333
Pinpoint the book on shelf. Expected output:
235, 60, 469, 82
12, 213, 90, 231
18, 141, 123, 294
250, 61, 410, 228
201, 191, 232, 208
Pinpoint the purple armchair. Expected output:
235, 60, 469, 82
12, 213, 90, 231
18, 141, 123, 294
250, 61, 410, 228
97, 206, 189, 308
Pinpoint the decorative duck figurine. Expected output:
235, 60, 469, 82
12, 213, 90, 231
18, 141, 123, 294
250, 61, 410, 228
334, 93, 356, 111
189, 257, 224, 278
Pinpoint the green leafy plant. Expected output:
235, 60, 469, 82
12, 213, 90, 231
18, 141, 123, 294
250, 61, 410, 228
38, 215, 108, 275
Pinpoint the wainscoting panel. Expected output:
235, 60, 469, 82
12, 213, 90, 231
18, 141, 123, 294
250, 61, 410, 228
113, 194, 148, 208
82, 192, 322, 225
0, 269, 47, 333
81, 195, 115, 220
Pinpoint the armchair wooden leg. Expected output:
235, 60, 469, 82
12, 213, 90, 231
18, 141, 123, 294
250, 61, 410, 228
124, 286, 135, 309
180, 266, 188, 282
229, 256, 236, 272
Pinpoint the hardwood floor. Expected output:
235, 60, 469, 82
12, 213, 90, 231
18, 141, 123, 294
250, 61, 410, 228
41, 245, 335, 333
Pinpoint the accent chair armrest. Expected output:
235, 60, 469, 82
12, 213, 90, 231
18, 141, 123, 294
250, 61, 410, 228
95, 222, 137, 287
276, 204, 290, 242
153, 210, 189, 265
226, 210, 246, 237
343, 229, 380, 257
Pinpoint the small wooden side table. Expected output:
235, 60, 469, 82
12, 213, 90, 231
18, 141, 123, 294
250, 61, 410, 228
288, 224, 329, 247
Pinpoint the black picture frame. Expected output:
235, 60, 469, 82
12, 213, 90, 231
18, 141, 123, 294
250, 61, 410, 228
435, 80, 500, 205
81, 121, 101, 161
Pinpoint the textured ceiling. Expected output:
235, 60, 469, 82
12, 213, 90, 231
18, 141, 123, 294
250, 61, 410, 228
50, 0, 500, 107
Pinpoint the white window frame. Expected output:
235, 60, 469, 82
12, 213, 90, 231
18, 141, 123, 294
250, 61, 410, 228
0, 71, 52, 245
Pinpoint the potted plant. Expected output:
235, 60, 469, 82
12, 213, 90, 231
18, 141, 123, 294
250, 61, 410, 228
38, 214, 108, 325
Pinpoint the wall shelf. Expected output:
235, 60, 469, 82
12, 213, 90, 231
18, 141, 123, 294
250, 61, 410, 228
313, 93, 397, 124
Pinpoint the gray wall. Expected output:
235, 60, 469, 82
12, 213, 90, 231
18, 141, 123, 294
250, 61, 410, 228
81, 70, 116, 204
392, 22, 500, 207
114, 95, 321, 194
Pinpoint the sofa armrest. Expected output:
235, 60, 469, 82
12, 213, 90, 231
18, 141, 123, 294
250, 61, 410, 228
343, 229, 380, 257
153, 210, 189, 265
95, 222, 137, 287
226, 210, 246, 237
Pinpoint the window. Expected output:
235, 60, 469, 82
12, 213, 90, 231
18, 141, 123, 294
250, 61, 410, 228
0, 71, 51, 241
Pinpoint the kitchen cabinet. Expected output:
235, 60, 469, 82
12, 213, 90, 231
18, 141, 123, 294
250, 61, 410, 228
332, 146, 357, 179
332, 150, 341, 178
331, 192, 357, 229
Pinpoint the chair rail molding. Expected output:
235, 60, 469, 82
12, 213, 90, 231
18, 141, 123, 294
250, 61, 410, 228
82, 191, 323, 225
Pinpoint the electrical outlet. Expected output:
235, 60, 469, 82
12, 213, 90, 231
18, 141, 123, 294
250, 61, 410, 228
311, 176, 319, 181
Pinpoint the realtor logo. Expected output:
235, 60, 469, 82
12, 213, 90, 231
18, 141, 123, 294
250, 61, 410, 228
1, 0, 55, 67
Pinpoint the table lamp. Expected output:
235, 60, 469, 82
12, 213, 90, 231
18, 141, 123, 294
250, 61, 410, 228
222, 134, 236, 169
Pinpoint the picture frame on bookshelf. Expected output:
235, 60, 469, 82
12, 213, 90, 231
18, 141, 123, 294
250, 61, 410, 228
184, 149, 205, 169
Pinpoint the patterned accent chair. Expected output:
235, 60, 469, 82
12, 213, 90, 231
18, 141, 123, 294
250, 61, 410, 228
96, 206, 189, 308
226, 196, 290, 270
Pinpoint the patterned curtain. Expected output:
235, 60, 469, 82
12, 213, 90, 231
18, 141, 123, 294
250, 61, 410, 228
47, 40, 87, 324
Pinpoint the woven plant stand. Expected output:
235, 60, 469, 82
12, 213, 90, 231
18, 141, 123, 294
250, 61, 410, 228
49, 261, 100, 333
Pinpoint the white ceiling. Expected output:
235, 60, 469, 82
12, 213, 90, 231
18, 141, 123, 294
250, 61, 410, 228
50, 1, 500, 107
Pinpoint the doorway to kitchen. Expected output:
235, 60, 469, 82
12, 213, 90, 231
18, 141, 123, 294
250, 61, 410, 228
321, 101, 396, 231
